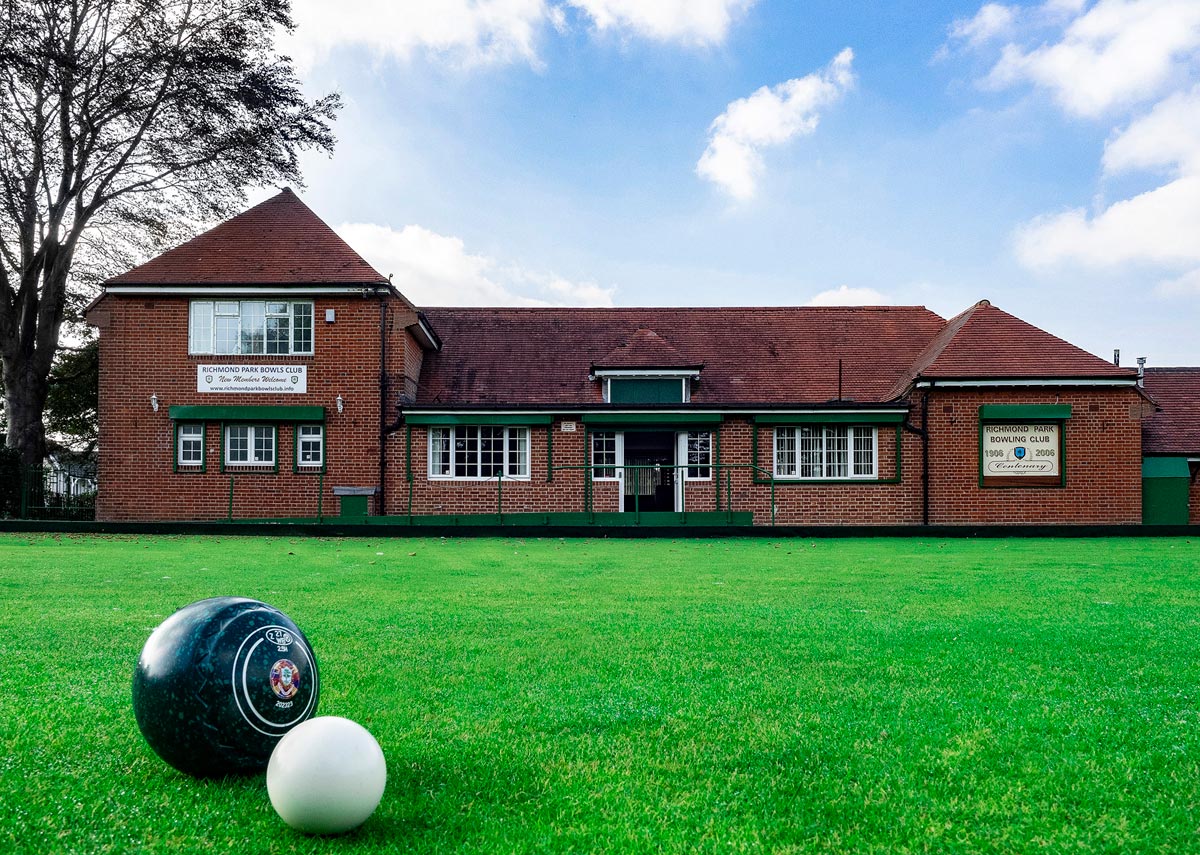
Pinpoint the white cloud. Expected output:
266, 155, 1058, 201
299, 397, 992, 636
1102, 86, 1200, 176
805, 285, 892, 307
947, 2, 1200, 294
1157, 267, 1200, 296
983, 0, 1200, 118
285, 0, 552, 71
1015, 176, 1200, 268
1016, 86, 1200, 272
948, 3, 1017, 48
336, 222, 616, 307
285, 0, 755, 71
565, 0, 755, 46
696, 48, 855, 201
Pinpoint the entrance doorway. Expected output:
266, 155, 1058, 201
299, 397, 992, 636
622, 430, 675, 512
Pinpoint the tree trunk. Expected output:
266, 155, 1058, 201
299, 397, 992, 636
3, 363, 50, 469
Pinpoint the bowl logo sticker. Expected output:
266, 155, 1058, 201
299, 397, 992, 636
270, 659, 300, 700
266, 628, 294, 650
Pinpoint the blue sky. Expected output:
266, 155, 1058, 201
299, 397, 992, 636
269, 0, 1200, 365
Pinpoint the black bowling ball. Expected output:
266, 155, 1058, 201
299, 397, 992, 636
132, 597, 319, 777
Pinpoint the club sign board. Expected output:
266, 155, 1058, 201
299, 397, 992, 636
197, 365, 307, 394
981, 422, 1061, 486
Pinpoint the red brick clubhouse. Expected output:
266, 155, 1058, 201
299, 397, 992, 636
87, 191, 1199, 526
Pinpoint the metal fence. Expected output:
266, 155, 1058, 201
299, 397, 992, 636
3, 464, 98, 521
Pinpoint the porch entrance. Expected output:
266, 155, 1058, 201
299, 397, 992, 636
622, 430, 676, 512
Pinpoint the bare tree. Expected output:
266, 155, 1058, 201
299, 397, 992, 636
0, 0, 339, 466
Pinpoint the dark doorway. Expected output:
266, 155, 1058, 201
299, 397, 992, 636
622, 430, 675, 512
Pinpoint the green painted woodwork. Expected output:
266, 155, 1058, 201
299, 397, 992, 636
752, 412, 906, 425
1142, 457, 1191, 526
1142, 457, 1190, 478
750, 423, 903, 485
581, 413, 722, 426
978, 404, 1072, 421
404, 413, 554, 426
608, 378, 685, 404
169, 405, 325, 422
339, 494, 369, 518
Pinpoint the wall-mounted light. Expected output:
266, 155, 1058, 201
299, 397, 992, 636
150, 393, 159, 412
336, 395, 344, 414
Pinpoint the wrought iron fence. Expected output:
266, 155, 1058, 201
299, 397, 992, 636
2, 464, 97, 521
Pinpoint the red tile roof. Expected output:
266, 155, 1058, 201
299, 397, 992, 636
1143, 368, 1200, 454
593, 328, 701, 369
106, 189, 388, 286
415, 306, 947, 406
893, 300, 1133, 394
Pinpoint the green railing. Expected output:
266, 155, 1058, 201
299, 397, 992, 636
5, 465, 97, 521
550, 462, 781, 526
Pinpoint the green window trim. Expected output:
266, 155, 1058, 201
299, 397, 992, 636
293, 424, 327, 474
170, 405, 324, 422
581, 413, 722, 426
750, 423, 903, 485
405, 413, 554, 426
753, 412, 906, 425
978, 404, 1072, 421
219, 422, 279, 474
173, 422, 207, 473
608, 378, 685, 404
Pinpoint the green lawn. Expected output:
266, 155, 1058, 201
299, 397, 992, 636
2, 535, 1199, 854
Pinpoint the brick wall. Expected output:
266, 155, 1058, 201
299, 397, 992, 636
90, 293, 418, 521
394, 419, 590, 516
922, 387, 1144, 525
1191, 468, 1200, 525
91, 296, 1150, 528
399, 419, 924, 525
396, 391, 1142, 526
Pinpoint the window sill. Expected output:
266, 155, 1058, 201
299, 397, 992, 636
427, 476, 532, 482
189, 354, 315, 360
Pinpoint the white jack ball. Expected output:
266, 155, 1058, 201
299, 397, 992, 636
266, 716, 387, 835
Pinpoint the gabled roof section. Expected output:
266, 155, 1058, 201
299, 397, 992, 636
891, 299, 1134, 394
593, 328, 701, 370
106, 189, 389, 287
414, 306, 946, 407
1143, 368, 1200, 455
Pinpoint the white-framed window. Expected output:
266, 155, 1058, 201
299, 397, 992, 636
685, 431, 712, 480
591, 431, 622, 480
189, 301, 314, 355
774, 426, 877, 479
428, 426, 530, 479
296, 425, 324, 468
177, 424, 204, 468
225, 424, 276, 467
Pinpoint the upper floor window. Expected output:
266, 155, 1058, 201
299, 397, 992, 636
189, 301, 314, 356
774, 426, 877, 480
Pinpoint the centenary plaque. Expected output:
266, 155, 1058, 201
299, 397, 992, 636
981, 422, 1061, 486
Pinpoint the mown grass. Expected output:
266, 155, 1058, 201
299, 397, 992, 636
1, 534, 1199, 854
